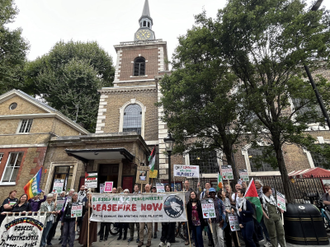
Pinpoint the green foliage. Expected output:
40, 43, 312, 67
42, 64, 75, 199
24, 41, 115, 132
0, 0, 29, 94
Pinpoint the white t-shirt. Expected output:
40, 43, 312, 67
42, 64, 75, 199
231, 193, 238, 203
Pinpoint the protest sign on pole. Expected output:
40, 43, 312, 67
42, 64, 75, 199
52, 179, 65, 193
239, 169, 249, 182
56, 199, 66, 211
221, 165, 234, 180
0, 212, 47, 246
99, 183, 105, 193
228, 214, 240, 231
90, 192, 187, 223
85, 172, 98, 188
71, 204, 83, 218
173, 165, 200, 178
276, 191, 286, 212
156, 183, 165, 193
104, 182, 113, 193
201, 199, 216, 219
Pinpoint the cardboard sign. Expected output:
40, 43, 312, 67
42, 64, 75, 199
174, 165, 200, 178
52, 179, 64, 193
149, 170, 158, 178
56, 199, 65, 211
228, 214, 240, 231
239, 169, 249, 182
104, 182, 113, 193
100, 183, 105, 193
221, 165, 234, 180
156, 183, 165, 193
201, 199, 216, 219
276, 191, 286, 212
71, 204, 83, 218
85, 172, 98, 188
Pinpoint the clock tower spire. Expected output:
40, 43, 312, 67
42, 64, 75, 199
135, 0, 155, 41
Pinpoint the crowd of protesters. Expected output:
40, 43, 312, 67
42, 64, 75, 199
1, 181, 329, 247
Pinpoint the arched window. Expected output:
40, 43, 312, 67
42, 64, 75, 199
143, 21, 146, 27
133, 57, 145, 76
123, 104, 142, 134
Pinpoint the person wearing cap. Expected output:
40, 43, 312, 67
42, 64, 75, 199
40, 194, 58, 247
117, 189, 130, 240
208, 187, 225, 247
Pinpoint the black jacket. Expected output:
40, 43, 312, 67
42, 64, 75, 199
12, 202, 31, 212
187, 200, 206, 229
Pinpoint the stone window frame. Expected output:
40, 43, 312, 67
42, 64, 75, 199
119, 99, 146, 138
0, 152, 24, 185
17, 119, 33, 134
242, 143, 281, 177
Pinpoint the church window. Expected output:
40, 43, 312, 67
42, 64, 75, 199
143, 21, 146, 27
134, 57, 146, 76
123, 104, 142, 134
248, 147, 279, 172
189, 149, 218, 174
148, 22, 150, 27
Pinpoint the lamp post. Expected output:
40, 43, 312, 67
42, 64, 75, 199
164, 133, 175, 191
305, 0, 330, 128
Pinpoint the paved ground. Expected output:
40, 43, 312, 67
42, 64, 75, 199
48, 223, 330, 247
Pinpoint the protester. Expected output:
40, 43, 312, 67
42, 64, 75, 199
79, 192, 97, 247
158, 184, 176, 247
12, 194, 31, 212
261, 186, 286, 247
48, 191, 66, 245
231, 184, 242, 204
184, 180, 194, 245
139, 184, 153, 247
219, 189, 239, 247
187, 191, 205, 247
117, 186, 123, 194
129, 184, 141, 243
242, 181, 248, 189
0, 190, 18, 225
77, 185, 87, 233
236, 189, 256, 247
322, 183, 330, 210
40, 193, 57, 247
199, 182, 211, 200
152, 185, 158, 239
61, 192, 79, 247
100, 188, 115, 241
66, 189, 75, 203
208, 187, 225, 247
117, 189, 130, 240
29, 191, 46, 211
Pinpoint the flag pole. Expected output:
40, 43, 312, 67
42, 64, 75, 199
87, 188, 91, 247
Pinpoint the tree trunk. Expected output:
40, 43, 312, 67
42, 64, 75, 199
273, 141, 294, 203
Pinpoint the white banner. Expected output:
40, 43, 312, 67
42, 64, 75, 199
0, 212, 47, 246
91, 192, 187, 223
173, 165, 200, 178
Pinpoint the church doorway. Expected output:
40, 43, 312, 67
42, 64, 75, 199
98, 164, 119, 192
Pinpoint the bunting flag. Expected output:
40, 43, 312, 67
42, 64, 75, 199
24, 168, 43, 200
245, 178, 263, 223
148, 146, 156, 172
217, 172, 223, 191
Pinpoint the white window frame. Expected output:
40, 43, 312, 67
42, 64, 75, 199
0, 152, 24, 185
0, 153, 3, 164
17, 119, 33, 133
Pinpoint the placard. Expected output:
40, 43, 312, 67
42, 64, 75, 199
52, 179, 64, 193
228, 214, 240, 231
100, 183, 105, 193
56, 199, 65, 211
201, 199, 216, 218
90, 192, 187, 223
0, 212, 47, 246
156, 183, 165, 193
85, 172, 98, 188
221, 165, 234, 180
174, 165, 200, 178
136, 166, 150, 184
239, 169, 249, 182
71, 204, 83, 218
104, 182, 113, 193
276, 191, 286, 212
149, 170, 158, 178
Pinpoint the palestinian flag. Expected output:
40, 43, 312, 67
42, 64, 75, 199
217, 172, 223, 191
245, 178, 263, 223
148, 146, 156, 172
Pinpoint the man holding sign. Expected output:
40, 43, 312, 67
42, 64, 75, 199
208, 188, 225, 247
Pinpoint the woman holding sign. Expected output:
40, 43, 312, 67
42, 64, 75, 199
260, 186, 286, 247
187, 191, 206, 247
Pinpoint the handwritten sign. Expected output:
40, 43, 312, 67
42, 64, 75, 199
201, 199, 216, 218
149, 170, 158, 178
174, 165, 200, 178
52, 179, 64, 193
85, 172, 98, 188
276, 191, 286, 212
56, 199, 65, 211
221, 165, 234, 180
156, 183, 165, 193
71, 205, 83, 218
104, 182, 113, 193
228, 215, 240, 231
239, 169, 249, 182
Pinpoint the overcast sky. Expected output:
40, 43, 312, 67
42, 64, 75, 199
9, 0, 330, 65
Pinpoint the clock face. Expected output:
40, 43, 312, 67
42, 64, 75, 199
136, 29, 152, 40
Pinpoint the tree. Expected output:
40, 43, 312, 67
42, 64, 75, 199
0, 0, 29, 94
159, 18, 251, 182
218, 0, 330, 202
24, 41, 115, 132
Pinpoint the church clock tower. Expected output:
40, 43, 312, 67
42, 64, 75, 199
135, 0, 155, 41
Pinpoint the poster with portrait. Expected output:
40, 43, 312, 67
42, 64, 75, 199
135, 166, 150, 184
